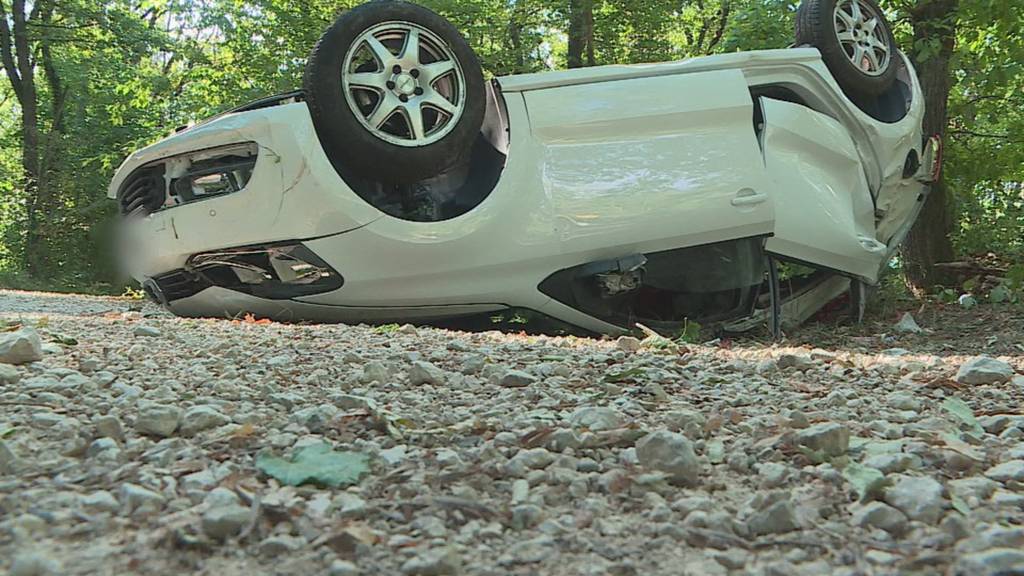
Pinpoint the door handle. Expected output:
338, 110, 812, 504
732, 189, 767, 207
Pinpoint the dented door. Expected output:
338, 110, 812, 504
760, 97, 886, 281
523, 69, 775, 259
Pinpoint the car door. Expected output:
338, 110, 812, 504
758, 97, 887, 282
519, 68, 775, 261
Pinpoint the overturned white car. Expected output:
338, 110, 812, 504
110, 0, 939, 335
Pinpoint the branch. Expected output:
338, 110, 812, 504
0, 0, 24, 100
12, 0, 34, 78
25, 20, 99, 30
37, 0, 64, 134
705, 0, 730, 54
949, 128, 1024, 143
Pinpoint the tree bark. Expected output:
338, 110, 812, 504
567, 0, 594, 68
1, 0, 46, 276
0, 0, 67, 278
901, 0, 959, 290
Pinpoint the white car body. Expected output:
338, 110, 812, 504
109, 48, 934, 334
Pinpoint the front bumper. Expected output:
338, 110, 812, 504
110, 102, 382, 281
143, 241, 344, 306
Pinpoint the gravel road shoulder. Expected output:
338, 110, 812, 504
1, 289, 1023, 576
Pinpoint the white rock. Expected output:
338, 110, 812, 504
509, 448, 555, 470
498, 536, 556, 565
204, 487, 241, 508
202, 504, 251, 540
0, 363, 21, 383
379, 445, 407, 465
616, 336, 642, 353
511, 479, 530, 503
955, 548, 1024, 576
948, 477, 999, 503
984, 460, 1024, 483
956, 356, 1015, 385
863, 453, 915, 474
852, 501, 907, 535
664, 408, 706, 434
408, 361, 445, 386
883, 475, 945, 524
94, 415, 125, 441
777, 352, 814, 369
0, 327, 43, 364
796, 422, 850, 456
290, 405, 339, 432
86, 437, 120, 460
181, 470, 221, 495
335, 492, 367, 517
180, 405, 230, 435
511, 504, 544, 530
461, 354, 486, 374
758, 462, 790, 488
258, 534, 302, 555
360, 361, 389, 383
120, 483, 165, 514
894, 313, 923, 334
135, 403, 181, 437
9, 550, 60, 576
635, 430, 700, 485
569, 406, 624, 431
0, 440, 23, 474
499, 369, 537, 388
748, 500, 799, 535
80, 490, 120, 513
887, 392, 922, 411
329, 560, 360, 576
133, 325, 161, 337
401, 547, 460, 575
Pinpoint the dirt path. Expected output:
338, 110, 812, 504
1, 289, 1023, 575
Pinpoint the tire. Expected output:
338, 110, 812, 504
304, 1, 486, 184
796, 0, 897, 98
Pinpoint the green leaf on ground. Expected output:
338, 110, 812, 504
941, 432, 984, 461
256, 443, 369, 488
951, 493, 971, 516
941, 397, 985, 436
843, 461, 886, 502
604, 367, 646, 383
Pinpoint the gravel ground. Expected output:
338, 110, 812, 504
1, 289, 1023, 576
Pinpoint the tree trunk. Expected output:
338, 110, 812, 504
901, 0, 959, 290
0, 0, 61, 278
567, 0, 594, 68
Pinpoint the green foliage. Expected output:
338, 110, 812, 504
674, 318, 702, 344
0, 0, 1021, 293
256, 442, 369, 487
940, 397, 984, 437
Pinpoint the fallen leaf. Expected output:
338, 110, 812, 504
842, 461, 886, 502
941, 397, 985, 436
256, 443, 369, 488
604, 366, 645, 383
940, 432, 983, 461
950, 493, 971, 516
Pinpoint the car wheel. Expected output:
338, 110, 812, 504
304, 1, 486, 184
796, 0, 897, 97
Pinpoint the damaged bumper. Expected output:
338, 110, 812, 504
144, 242, 344, 306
